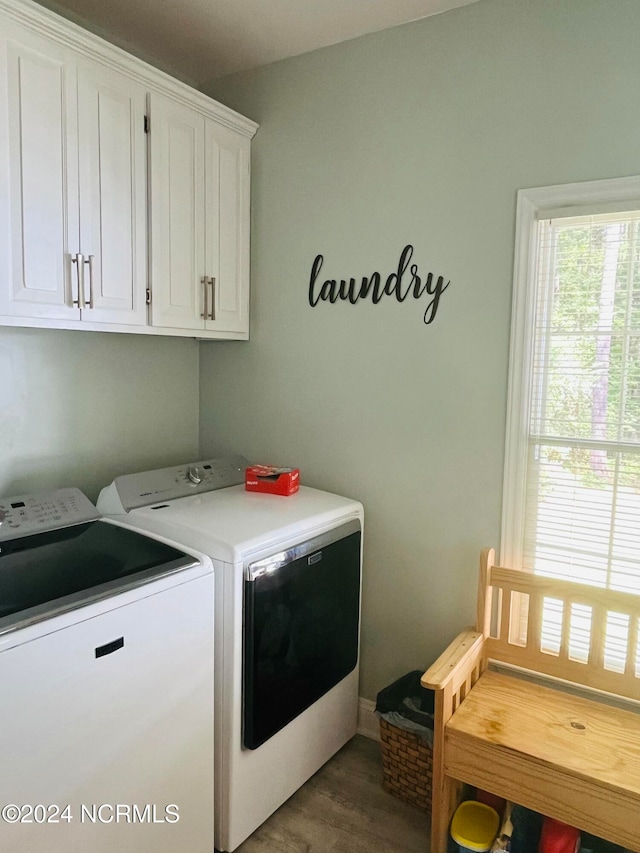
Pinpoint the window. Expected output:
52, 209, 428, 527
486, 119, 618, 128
502, 176, 640, 596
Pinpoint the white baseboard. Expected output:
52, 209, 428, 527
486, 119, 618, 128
357, 697, 380, 741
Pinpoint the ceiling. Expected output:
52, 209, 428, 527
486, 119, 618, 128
36, 0, 480, 87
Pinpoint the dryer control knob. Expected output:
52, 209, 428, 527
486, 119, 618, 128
187, 466, 203, 486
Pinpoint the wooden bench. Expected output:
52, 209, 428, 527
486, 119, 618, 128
421, 548, 640, 853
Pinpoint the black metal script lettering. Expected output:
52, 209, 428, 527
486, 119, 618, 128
308, 245, 450, 325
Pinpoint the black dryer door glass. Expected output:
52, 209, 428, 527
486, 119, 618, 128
243, 524, 361, 749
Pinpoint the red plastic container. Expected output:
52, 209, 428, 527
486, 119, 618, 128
245, 465, 300, 496
538, 817, 580, 853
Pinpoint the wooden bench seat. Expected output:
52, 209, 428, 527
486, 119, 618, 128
422, 548, 640, 853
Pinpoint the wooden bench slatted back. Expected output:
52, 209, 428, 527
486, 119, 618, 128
481, 546, 640, 702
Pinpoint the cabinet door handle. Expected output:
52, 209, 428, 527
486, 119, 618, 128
209, 276, 216, 321
200, 276, 209, 319
85, 255, 95, 309
71, 254, 95, 310
72, 253, 85, 308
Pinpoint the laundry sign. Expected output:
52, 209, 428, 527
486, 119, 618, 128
308, 244, 450, 325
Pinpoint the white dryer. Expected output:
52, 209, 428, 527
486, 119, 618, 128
98, 456, 363, 852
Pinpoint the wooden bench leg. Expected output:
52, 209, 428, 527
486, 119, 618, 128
431, 774, 462, 853
430, 686, 464, 853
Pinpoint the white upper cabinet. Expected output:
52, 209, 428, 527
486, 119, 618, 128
0, 23, 147, 326
0, 0, 257, 339
0, 25, 79, 322
149, 93, 206, 332
76, 61, 148, 326
149, 93, 251, 337
205, 121, 251, 336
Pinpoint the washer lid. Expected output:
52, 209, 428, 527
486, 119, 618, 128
0, 519, 198, 636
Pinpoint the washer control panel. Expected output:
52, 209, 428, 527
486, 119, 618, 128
98, 455, 249, 513
0, 487, 100, 541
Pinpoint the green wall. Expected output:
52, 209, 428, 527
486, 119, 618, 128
0, 328, 200, 501
200, 0, 640, 700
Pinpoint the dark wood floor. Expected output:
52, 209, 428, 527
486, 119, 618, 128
235, 735, 430, 852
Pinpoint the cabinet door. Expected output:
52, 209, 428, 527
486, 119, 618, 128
204, 121, 250, 335
0, 24, 80, 321
77, 61, 147, 326
149, 92, 206, 330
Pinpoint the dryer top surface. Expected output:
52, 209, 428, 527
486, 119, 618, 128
116, 485, 363, 563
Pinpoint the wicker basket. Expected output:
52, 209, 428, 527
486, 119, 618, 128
379, 717, 433, 811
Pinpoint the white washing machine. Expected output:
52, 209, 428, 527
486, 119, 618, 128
0, 486, 214, 853
97, 456, 363, 852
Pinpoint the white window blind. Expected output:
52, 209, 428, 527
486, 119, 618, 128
524, 210, 640, 591
502, 177, 640, 670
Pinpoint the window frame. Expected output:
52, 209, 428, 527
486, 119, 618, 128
501, 174, 640, 570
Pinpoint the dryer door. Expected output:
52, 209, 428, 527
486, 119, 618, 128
243, 520, 361, 749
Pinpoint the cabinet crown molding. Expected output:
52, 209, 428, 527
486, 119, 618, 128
0, 0, 258, 139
